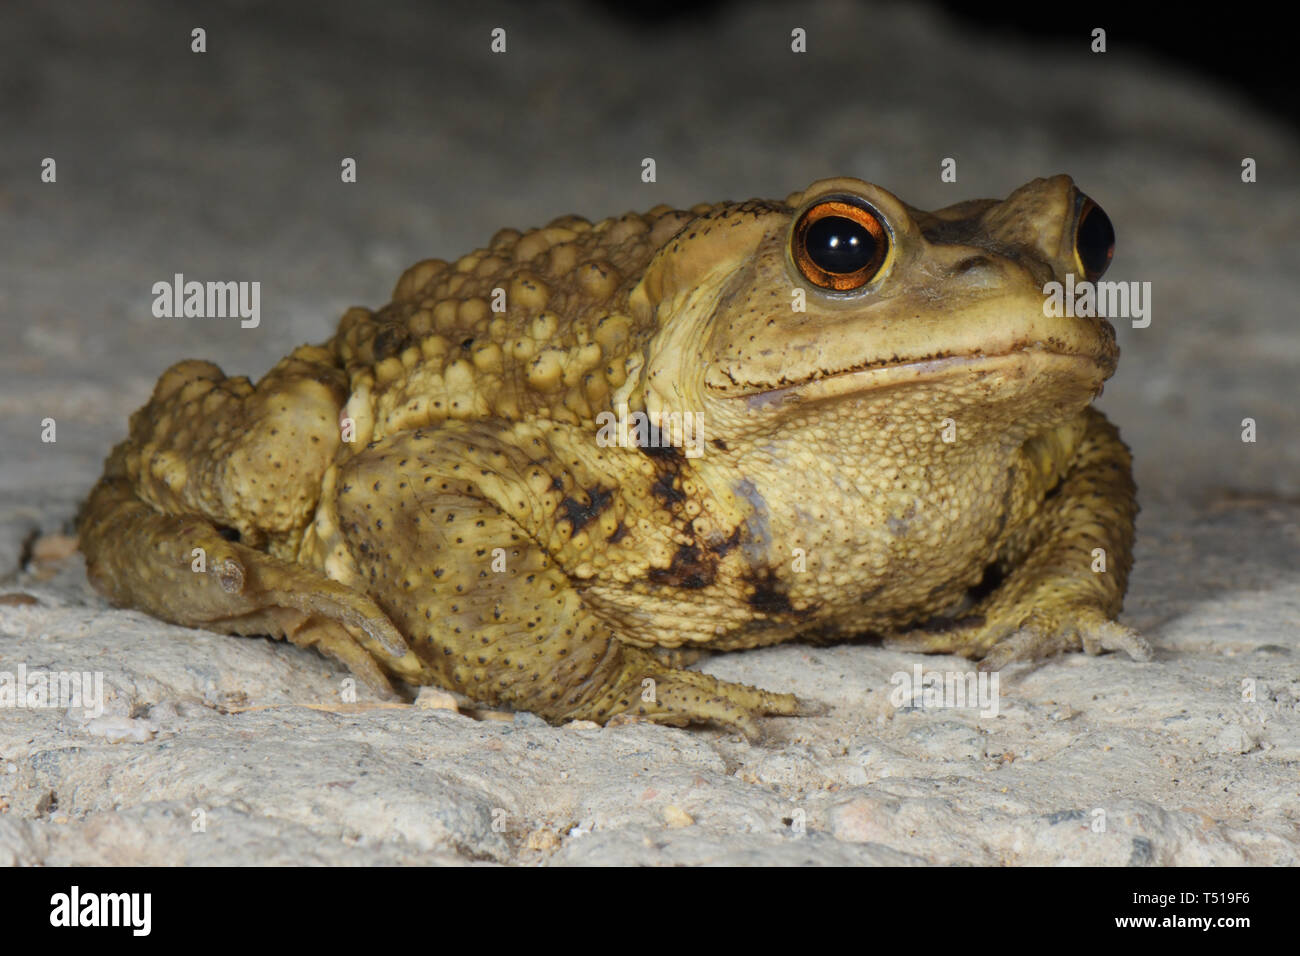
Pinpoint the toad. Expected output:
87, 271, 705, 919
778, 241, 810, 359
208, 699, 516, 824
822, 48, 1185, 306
80, 175, 1150, 737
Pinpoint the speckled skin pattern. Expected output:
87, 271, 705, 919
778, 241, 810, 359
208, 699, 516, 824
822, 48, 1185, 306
79, 176, 1150, 738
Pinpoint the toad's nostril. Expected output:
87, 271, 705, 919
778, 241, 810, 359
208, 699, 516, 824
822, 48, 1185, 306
949, 255, 1005, 289
952, 255, 993, 275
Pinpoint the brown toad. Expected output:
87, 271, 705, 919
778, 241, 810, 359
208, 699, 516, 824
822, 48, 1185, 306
79, 175, 1150, 737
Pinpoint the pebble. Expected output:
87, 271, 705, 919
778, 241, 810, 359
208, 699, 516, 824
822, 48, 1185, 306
413, 687, 460, 712
662, 805, 694, 828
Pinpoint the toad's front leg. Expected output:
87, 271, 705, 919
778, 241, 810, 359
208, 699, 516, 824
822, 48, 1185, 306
887, 407, 1152, 668
333, 425, 799, 738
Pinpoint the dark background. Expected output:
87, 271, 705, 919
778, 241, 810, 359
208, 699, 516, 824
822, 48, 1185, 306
607, 0, 1299, 127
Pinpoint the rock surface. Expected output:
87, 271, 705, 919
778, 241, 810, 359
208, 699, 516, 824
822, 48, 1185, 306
1, 0, 1296, 865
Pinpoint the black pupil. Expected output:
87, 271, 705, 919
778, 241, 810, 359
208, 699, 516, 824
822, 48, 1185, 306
806, 215, 876, 274
1076, 202, 1115, 279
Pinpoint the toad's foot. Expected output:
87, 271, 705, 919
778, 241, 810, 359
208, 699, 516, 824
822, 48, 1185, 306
976, 605, 1151, 671
579, 646, 801, 741
886, 601, 1151, 670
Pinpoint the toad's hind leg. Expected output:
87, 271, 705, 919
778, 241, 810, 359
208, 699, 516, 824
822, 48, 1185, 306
78, 348, 432, 694
334, 428, 800, 738
79, 475, 432, 695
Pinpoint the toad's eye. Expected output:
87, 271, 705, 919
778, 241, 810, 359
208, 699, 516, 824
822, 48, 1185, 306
792, 198, 889, 292
1074, 194, 1115, 282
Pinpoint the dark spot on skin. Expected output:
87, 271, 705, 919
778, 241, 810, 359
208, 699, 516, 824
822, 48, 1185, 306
650, 470, 685, 506
705, 526, 741, 557
648, 544, 716, 589
742, 568, 814, 616
637, 426, 682, 461
710, 438, 728, 452
606, 521, 628, 544
372, 325, 413, 360
559, 487, 612, 534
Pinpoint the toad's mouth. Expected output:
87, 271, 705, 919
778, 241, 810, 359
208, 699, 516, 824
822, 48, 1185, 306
711, 343, 1114, 407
